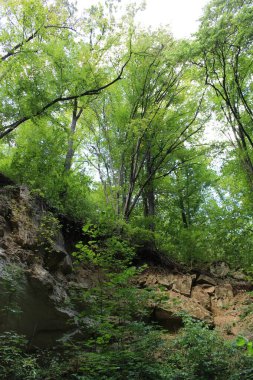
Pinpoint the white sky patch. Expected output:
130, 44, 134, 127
79, 0, 209, 39
136, 0, 209, 38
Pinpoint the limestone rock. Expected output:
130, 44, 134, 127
196, 274, 217, 286
0, 247, 6, 258
0, 184, 79, 347
231, 271, 247, 281
0, 173, 15, 186
144, 274, 158, 286
59, 254, 73, 275
201, 284, 215, 294
70, 267, 99, 289
158, 274, 175, 289
153, 307, 183, 331
0, 259, 76, 348
215, 283, 233, 299
157, 290, 213, 325
210, 261, 230, 277
191, 285, 211, 310
172, 274, 195, 296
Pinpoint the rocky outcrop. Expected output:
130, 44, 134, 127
138, 266, 253, 339
0, 184, 82, 347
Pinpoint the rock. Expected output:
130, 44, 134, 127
156, 290, 213, 326
0, 261, 77, 348
196, 274, 217, 286
27, 264, 55, 293
44, 230, 73, 273
157, 274, 175, 289
152, 307, 183, 331
231, 271, 247, 281
59, 254, 73, 275
0, 192, 11, 217
191, 285, 211, 310
19, 185, 30, 201
210, 261, 230, 277
172, 274, 194, 297
0, 185, 80, 347
145, 274, 158, 286
0, 173, 15, 186
215, 283, 233, 299
44, 248, 66, 271
202, 285, 215, 294
0, 247, 6, 258
0, 221, 5, 237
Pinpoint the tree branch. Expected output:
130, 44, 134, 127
0, 54, 132, 140
1, 24, 77, 62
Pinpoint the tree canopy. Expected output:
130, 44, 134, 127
0, 0, 253, 266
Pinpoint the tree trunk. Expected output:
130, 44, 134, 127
232, 123, 253, 194
179, 197, 188, 228
143, 147, 155, 230
64, 99, 83, 172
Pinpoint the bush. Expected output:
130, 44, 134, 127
0, 332, 37, 380
161, 317, 253, 380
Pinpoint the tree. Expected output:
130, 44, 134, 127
155, 147, 219, 263
195, 0, 253, 193
0, 0, 131, 140
83, 29, 206, 222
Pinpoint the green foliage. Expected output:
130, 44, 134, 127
124, 224, 156, 251
68, 222, 165, 379
159, 317, 253, 380
235, 336, 253, 356
69, 276, 160, 378
73, 222, 135, 270
1, 120, 91, 218
0, 332, 37, 380
71, 325, 165, 380
169, 318, 236, 379
1, 317, 253, 379
0, 264, 25, 316
37, 212, 61, 252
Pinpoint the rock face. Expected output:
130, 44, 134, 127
138, 267, 253, 338
0, 184, 80, 347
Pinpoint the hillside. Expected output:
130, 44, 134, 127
0, 178, 253, 378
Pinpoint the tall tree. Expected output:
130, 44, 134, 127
83, 29, 206, 222
195, 0, 253, 192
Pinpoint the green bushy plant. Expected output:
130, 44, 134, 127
72, 222, 136, 270
0, 264, 25, 316
0, 332, 38, 380
37, 212, 61, 252
160, 317, 253, 380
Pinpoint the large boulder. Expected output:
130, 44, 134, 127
210, 262, 230, 278
153, 290, 213, 327
196, 274, 217, 286
172, 274, 195, 297
191, 285, 211, 310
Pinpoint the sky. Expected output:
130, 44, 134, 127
82, 0, 210, 39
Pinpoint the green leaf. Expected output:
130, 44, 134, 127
236, 336, 248, 347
